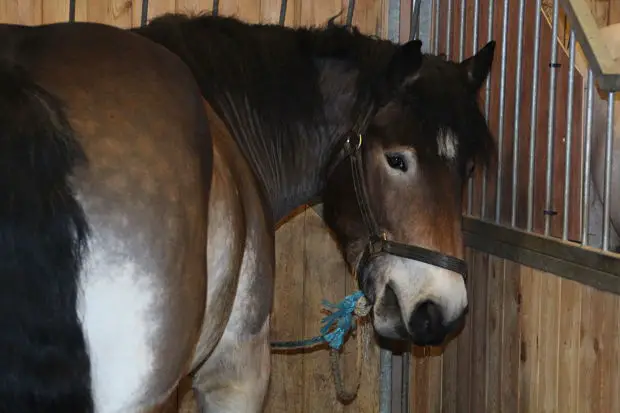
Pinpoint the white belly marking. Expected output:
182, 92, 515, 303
77, 235, 160, 413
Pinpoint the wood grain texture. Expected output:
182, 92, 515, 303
0, 0, 43, 24
74, 0, 141, 27
409, 247, 620, 413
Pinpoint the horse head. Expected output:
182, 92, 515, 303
323, 40, 497, 346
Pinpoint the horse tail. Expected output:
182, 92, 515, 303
0, 60, 94, 412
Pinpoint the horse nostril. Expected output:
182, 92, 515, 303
408, 300, 445, 346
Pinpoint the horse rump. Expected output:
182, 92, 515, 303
0, 60, 93, 412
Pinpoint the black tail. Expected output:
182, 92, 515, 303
0, 61, 93, 412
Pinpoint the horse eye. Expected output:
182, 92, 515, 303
385, 153, 408, 172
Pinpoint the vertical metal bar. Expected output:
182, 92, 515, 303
526, 0, 543, 231
467, 0, 480, 216
445, 0, 453, 57
433, 0, 441, 54
212, 0, 219, 16
141, 0, 150, 26
481, 0, 494, 219
382, 1, 400, 409
458, 0, 466, 61
581, 70, 594, 245
543, 0, 560, 236
68, 0, 76, 22
510, 0, 526, 227
562, 32, 576, 240
419, 0, 433, 51
388, 0, 401, 43
380, 349, 393, 413
494, 0, 509, 223
346, 0, 356, 27
401, 351, 410, 413
603, 93, 614, 251
410, 0, 422, 40
279, 0, 288, 25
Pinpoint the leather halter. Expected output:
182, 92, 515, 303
330, 130, 468, 281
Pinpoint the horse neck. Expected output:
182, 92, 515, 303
134, 15, 378, 222
210, 67, 365, 223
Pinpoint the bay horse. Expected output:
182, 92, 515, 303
0, 13, 495, 413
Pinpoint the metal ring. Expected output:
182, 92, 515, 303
345, 132, 363, 153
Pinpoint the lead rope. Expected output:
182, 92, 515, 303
329, 296, 371, 402
271, 290, 372, 403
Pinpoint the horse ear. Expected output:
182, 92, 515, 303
386, 39, 423, 86
460, 40, 496, 91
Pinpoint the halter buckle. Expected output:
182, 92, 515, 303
368, 232, 387, 255
343, 132, 363, 154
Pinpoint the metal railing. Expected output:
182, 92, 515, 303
431, 0, 620, 254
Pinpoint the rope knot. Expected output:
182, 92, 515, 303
354, 295, 371, 317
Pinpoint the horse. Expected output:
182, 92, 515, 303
0, 13, 496, 413
131, 13, 495, 412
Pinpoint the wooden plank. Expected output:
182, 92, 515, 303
260, 0, 282, 24
410, 345, 443, 413
218, 0, 261, 22
536, 271, 561, 412
518, 265, 540, 413
576, 284, 600, 413
146, 0, 176, 22
264, 208, 307, 413
584, 0, 611, 26
175, 0, 215, 17
500, 260, 520, 413
0, 0, 42, 24
343, 264, 380, 413
73, 0, 139, 27
594, 288, 620, 413
610, 0, 620, 24
348, 0, 385, 36
410, 351, 430, 413
302, 208, 346, 413
298, 0, 342, 27
468, 249, 489, 413
440, 339, 458, 413
557, 277, 582, 413
42, 0, 72, 23
484, 255, 504, 412
454, 248, 474, 412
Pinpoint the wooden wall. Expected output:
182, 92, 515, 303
583, 0, 620, 26
408, 247, 620, 413
0, 1, 400, 412
266, 207, 382, 413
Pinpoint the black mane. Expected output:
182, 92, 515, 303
134, 13, 494, 219
135, 13, 396, 129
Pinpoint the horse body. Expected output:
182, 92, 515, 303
0, 22, 211, 412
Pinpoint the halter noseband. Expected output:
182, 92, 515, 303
334, 130, 468, 281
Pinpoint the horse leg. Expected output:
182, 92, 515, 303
190, 316, 271, 413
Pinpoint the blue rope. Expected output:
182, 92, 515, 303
271, 290, 365, 351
